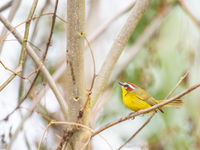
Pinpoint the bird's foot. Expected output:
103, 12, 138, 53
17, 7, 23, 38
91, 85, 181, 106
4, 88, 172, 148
129, 112, 135, 120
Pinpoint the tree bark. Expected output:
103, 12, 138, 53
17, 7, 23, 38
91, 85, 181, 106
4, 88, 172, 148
65, 0, 87, 149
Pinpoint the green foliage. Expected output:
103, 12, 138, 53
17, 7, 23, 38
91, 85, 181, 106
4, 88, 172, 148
128, 0, 163, 45
98, 4, 200, 150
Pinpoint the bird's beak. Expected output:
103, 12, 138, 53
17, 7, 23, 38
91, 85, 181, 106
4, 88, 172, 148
118, 81, 125, 87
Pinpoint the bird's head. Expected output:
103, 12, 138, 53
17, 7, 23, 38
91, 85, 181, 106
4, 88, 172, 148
118, 81, 137, 92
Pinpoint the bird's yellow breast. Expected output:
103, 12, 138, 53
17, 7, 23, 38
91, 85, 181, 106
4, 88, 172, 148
121, 87, 152, 112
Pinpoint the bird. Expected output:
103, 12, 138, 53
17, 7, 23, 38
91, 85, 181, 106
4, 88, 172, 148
118, 81, 183, 113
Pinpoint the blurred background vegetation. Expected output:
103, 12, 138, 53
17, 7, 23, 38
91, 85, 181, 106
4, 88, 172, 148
97, 0, 200, 150
0, 0, 200, 150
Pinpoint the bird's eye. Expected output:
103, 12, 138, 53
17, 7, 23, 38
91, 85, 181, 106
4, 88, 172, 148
124, 84, 129, 89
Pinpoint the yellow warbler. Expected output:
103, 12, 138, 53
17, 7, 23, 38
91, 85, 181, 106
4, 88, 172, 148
119, 82, 183, 113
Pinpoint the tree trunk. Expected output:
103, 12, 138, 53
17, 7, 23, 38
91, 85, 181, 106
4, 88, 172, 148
65, 0, 89, 149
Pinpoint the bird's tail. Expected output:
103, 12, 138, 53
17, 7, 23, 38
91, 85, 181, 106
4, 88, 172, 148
159, 99, 183, 109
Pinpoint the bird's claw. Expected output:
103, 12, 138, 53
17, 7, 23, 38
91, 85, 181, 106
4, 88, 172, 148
129, 112, 135, 120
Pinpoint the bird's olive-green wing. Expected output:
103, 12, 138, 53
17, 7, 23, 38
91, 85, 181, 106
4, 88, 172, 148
131, 88, 164, 113
131, 88, 158, 106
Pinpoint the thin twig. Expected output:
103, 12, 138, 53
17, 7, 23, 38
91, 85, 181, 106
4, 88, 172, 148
3, 39, 42, 51
118, 113, 155, 150
82, 34, 96, 92
37, 121, 113, 150
13, 0, 58, 127
43, 0, 58, 61
38, 121, 95, 150
0, 73, 17, 92
0, 12, 67, 45
178, 0, 200, 28
2, 63, 67, 150
0, 11, 68, 120
0, 12, 66, 93
19, 0, 38, 67
0, 0, 12, 12
166, 71, 189, 99
0, 0, 38, 92
30, 0, 50, 42
78, 34, 97, 120
18, 0, 50, 102
19, 0, 59, 113
93, 83, 200, 136
0, 0, 21, 54
1, 60, 66, 121
88, 0, 136, 43
0, 60, 42, 81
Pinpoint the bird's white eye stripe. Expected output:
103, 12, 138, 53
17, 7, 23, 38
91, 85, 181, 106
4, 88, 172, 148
123, 82, 136, 90
128, 84, 136, 90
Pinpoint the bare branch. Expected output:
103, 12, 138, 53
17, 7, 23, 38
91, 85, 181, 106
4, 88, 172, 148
18, 0, 38, 67
78, 34, 97, 120
93, 82, 200, 136
0, 14, 68, 120
118, 113, 155, 150
30, 0, 50, 42
0, 0, 37, 91
166, 71, 189, 99
0, 0, 12, 12
91, 0, 152, 109
4, 62, 67, 150
82, 35, 96, 92
108, 6, 171, 84
0, 0, 21, 54
17, 0, 51, 100
38, 121, 95, 150
178, 0, 200, 28
20, 0, 59, 114
0, 12, 67, 91
88, 0, 136, 43
0, 13, 67, 45
0, 60, 40, 81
